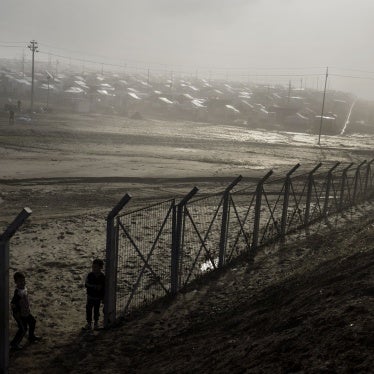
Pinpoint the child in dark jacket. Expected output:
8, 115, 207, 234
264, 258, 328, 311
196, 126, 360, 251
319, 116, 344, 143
83, 259, 105, 330
10, 272, 41, 350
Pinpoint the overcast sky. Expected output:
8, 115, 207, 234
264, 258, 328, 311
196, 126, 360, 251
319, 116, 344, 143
1, 0, 373, 98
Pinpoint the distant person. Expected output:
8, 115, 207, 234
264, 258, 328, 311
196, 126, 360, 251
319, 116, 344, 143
83, 259, 105, 331
17, 100, 22, 112
9, 109, 14, 125
10, 272, 41, 350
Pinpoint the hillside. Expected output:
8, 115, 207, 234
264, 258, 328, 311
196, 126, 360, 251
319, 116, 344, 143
9, 207, 373, 374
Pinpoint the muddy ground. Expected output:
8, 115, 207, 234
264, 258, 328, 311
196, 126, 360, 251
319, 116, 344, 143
1, 112, 373, 373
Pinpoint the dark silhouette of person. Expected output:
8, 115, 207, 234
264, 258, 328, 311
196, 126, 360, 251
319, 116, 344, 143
9, 109, 15, 125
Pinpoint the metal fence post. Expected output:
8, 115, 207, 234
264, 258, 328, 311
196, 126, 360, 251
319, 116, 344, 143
104, 194, 131, 328
304, 163, 322, 226
364, 159, 374, 198
353, 160, 367, 204
171, 187, 198, 295
218, 175, 242, 268
1, 208, 32, 374
0, 240, 9, 374
252, 170, 273, 255
339, 163, 354, 211
323, 162, 340, 216
280, 164, 300, 237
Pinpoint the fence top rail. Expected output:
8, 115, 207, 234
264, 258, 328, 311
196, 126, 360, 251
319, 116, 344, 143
107, 193, 131, 221
327, 161, 341, 174
0, 207, 32, 242
286, 163, 301, 177
188, 190, 223, 205
117, 198, 175, 218
233, 160, 367, 194
356, 160, 367, 169
235, 170, 274, 194
309, 162, 323, 175
179, 187, 199, 206
342, 162, 354, 172
187, 175, 244, 203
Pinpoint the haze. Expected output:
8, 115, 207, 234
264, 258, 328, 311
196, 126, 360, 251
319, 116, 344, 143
1, 0, 373, 99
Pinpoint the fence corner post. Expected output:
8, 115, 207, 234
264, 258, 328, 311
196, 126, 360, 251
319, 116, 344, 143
1, 207, 32, 374
104, 193, 131, 329
218, 175, 242, 268
171, 187, 198, 295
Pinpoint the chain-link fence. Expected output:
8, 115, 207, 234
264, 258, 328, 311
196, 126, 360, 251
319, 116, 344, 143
104, 159, 374, 326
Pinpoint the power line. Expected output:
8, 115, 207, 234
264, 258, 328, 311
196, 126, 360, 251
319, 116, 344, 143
3, 40, 374, 84
0, 44, 25, 48
38, 41, 172, 68
38, 50, 328, 78
236, 73, 322, 78
330, 73, 374, 81
0, 41, 28, 44
36, 41, 327, 72
38, 42, 116, 64
330, 67, 374, 75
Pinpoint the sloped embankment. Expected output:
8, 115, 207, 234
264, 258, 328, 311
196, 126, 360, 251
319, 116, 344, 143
41, 214, 374, 374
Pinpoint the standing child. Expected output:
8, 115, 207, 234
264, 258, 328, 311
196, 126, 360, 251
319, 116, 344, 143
10, 272, 41, 350
83, 259, 105, 331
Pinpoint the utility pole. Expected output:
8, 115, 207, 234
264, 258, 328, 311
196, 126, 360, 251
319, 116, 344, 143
21, 49, 25, 77
28, 40, 38, 114
46, 72, 53, 110
318, 67, 329, 146
288, 80, 291, 103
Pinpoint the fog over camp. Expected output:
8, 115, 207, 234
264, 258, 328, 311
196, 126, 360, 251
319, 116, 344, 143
1, 0, 374, 98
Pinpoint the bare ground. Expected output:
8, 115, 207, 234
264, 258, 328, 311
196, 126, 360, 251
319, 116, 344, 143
1, 112, 373, 373
7, 206, 373, 374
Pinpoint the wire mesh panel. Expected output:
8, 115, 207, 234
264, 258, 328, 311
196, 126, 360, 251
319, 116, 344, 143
283, 174, 308, 231
257, 180, 285, 246
367, 163, 374, 197
179, 194, 223, 288
115, 199, 174, 317
353, 165, 368, 203
308, 173, 329, 222
327, 171, 344, 214
340, 168, 356, 210
226, 189, 256, 262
